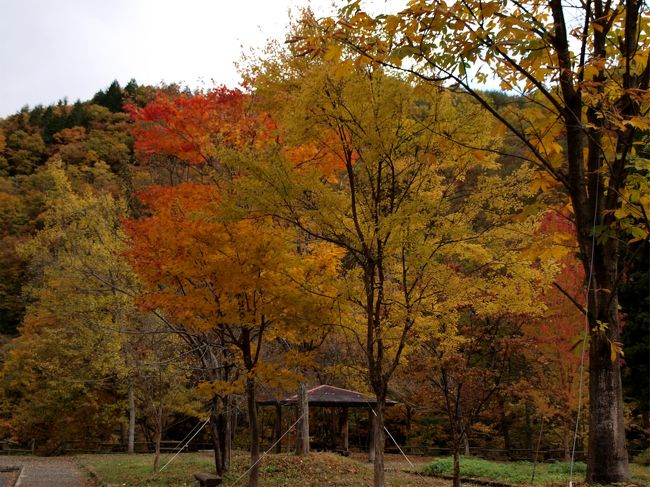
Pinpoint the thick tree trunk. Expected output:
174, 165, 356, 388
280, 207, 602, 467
246, 377, 260, 487
548, 0, 632, 478
296, 383, 310, 455
587, 320, 628, 481
586, 256, 629, 482
128, 379, 135, 454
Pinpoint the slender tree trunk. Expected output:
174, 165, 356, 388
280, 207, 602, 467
372, 401, 386, 487
296, 383, 310, 455
210, 397, 225, 476
153, 405, 162, 472
458, 402, 470, 457
452, 429, 461, 487
563, 419, 571, 462
500, 400, 511, 460
153, 437, 161, 472
223, 394, 232, 471
246, 377, 260, 487
524, 402, 533, 452
128, 379, 135, 454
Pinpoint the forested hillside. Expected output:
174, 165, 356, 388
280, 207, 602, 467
0, 36, 647, 487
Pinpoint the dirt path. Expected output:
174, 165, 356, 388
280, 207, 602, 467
0, 456, 95, 487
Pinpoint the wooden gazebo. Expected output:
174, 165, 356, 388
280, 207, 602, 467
258, 385, 397, 456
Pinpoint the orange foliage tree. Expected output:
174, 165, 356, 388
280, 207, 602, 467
125, 182, 340, 485
127, 88, 275, 187
126, 88, 280, 478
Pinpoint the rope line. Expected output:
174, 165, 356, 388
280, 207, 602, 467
366, 400, 427, 480
159, 418, 205, 462
531, 415, 545, 484
230, 412, 305, 486
569, 176, 600, 486
383, 426, 415, 469
159, 417, 210, 472
158, 402, 240, 471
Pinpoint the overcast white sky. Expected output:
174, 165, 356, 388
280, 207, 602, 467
0, 0, 347, 117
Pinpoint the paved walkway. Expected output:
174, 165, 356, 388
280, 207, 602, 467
0, 456, 94, 487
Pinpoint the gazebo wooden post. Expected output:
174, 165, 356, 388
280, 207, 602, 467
296, 383, 310, 455
341, 407, 349, 452
368, 407, 376, 462
273, 401, 282, 453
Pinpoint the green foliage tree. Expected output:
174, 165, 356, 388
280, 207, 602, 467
93, 80, 126, 113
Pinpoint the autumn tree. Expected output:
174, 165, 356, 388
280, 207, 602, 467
310, 0, 650, 480
243, 46, 549, 485
127, 87, 287, 481
516, 211, 588, 461
4, 129, 46, 175
126, 182, 341, 486
127, 87, 271, 188
396, 211, 554, 486
127, 320, 196, 471
424, 315, 532, 486
0, 162, 132, 452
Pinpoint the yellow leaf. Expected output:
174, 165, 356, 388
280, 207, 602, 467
481, 2, 500, 17
324, 44, 343, 62
384, 15, 400, 33
610, 342, 617, 362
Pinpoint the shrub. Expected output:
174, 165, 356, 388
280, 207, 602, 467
423, 456, 588, 485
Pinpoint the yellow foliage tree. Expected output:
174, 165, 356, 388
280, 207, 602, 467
243, 50, 550, 486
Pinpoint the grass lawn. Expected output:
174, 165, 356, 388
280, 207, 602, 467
75, 452, 650, 486
75, 451, 455, 487
423, 456, 650, 486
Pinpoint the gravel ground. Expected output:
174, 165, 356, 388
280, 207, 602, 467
0, 469, 20, 487
0, 456, 95, 487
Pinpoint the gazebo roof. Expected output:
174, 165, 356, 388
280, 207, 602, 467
258, 384, 398, 408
